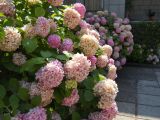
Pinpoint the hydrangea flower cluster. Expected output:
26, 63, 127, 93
0, 27, 22, 52
36, 60, 64, 89
64, 8, 81, 29
0, 0, 15, 16
88, 102, 118, 120
62, 89, 79, 107
93, 79, 118, 109
12, 52, 27, 66
23, 107, 47, 120
85, 11, 134, 69
48, 0, 64, 7
64, 53, 91, 82
80, 34, 99, 56
22, 17, 57, 38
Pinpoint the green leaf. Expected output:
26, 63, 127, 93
17, 88, 29, 101
0, 85, 6, 99
84, 90, 94, 102
98, 74, 106, 81
0, 26, 5, 42
83, 77, 94, 90
31, 96, 41, 107
3, 113, 11, 120
56, 54, 69, 61
0, 12, 4, 17
54, 88, 64, 103
9, 78, 19, 93
0, 99, 5, 108
35, 7, 45, 17
22, 38, 38, 53
9, 95, 19, 109
72, 112, 80, 120
3, 62, 21, 73
21, 57, 45, 72
40, 50, 54, 58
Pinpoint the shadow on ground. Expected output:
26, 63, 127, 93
114, 66, 160, 120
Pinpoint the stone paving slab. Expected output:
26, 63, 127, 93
117, 102, 136, 117
137, 86, 160, 96
117, 79, 137, 93
137, 94, 160, 106
117, 66, 160, 120
155, 72, 160, 87
138, 80, 159, 88
114, 115, 136, 120
137, 105, 160, 120
116, 91, 136, 103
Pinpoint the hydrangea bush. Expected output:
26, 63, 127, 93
0, 0, 119, 120
85, 11, 134, 69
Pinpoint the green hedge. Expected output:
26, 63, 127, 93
131, 21, 160, 51
128, 21, 160, 63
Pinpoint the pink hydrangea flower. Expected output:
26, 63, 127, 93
113, 52, 119, 59
60, 38, 73, 52
35, 17, 50, 37
79, 20, 88, 29
48, 34, 61, 48
115, 61, 121, 68
73, 3, 86, 18
64, 8, 81, 29
123, 18, 130, 24
114, 46, 120, 52
96, 55, 109, 68
100, 17, 107, 25
111, 12, 117, 17
64, 53, 91, 82
99, 39, 106, 46
88, 102, 118, 120
120, 57, 126, 66
107, 38, 114, 47
62, 89, 79, 107
108, 58, 115, 65
23, 107, 47, 120
36, 60, 64, 89
88, 56, 97, 66
48, 0, 64, 6
115, 28, 121, 34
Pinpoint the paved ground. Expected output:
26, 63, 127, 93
114, 66, 160, 120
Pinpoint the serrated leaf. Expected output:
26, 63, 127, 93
40, 50, 53, 58
84, 90, 94, 102
35, 7, 45, 17
17, 88, 29, 101
21, 57, 45, 72
54, 88, 64, 103
22, 38, 38, 53
9, 78, 19, 93
72, 112, 80, 120
0, 85, 6, 99
83, 77, 94, 90
3, 62, 21, 73
9, 95, 19, 109
31, 96, 41, 107
3, 113, 11, 120
56, 54, 69, 61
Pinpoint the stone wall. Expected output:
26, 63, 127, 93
104, 0, 125, 18
129, 0, 160, 21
